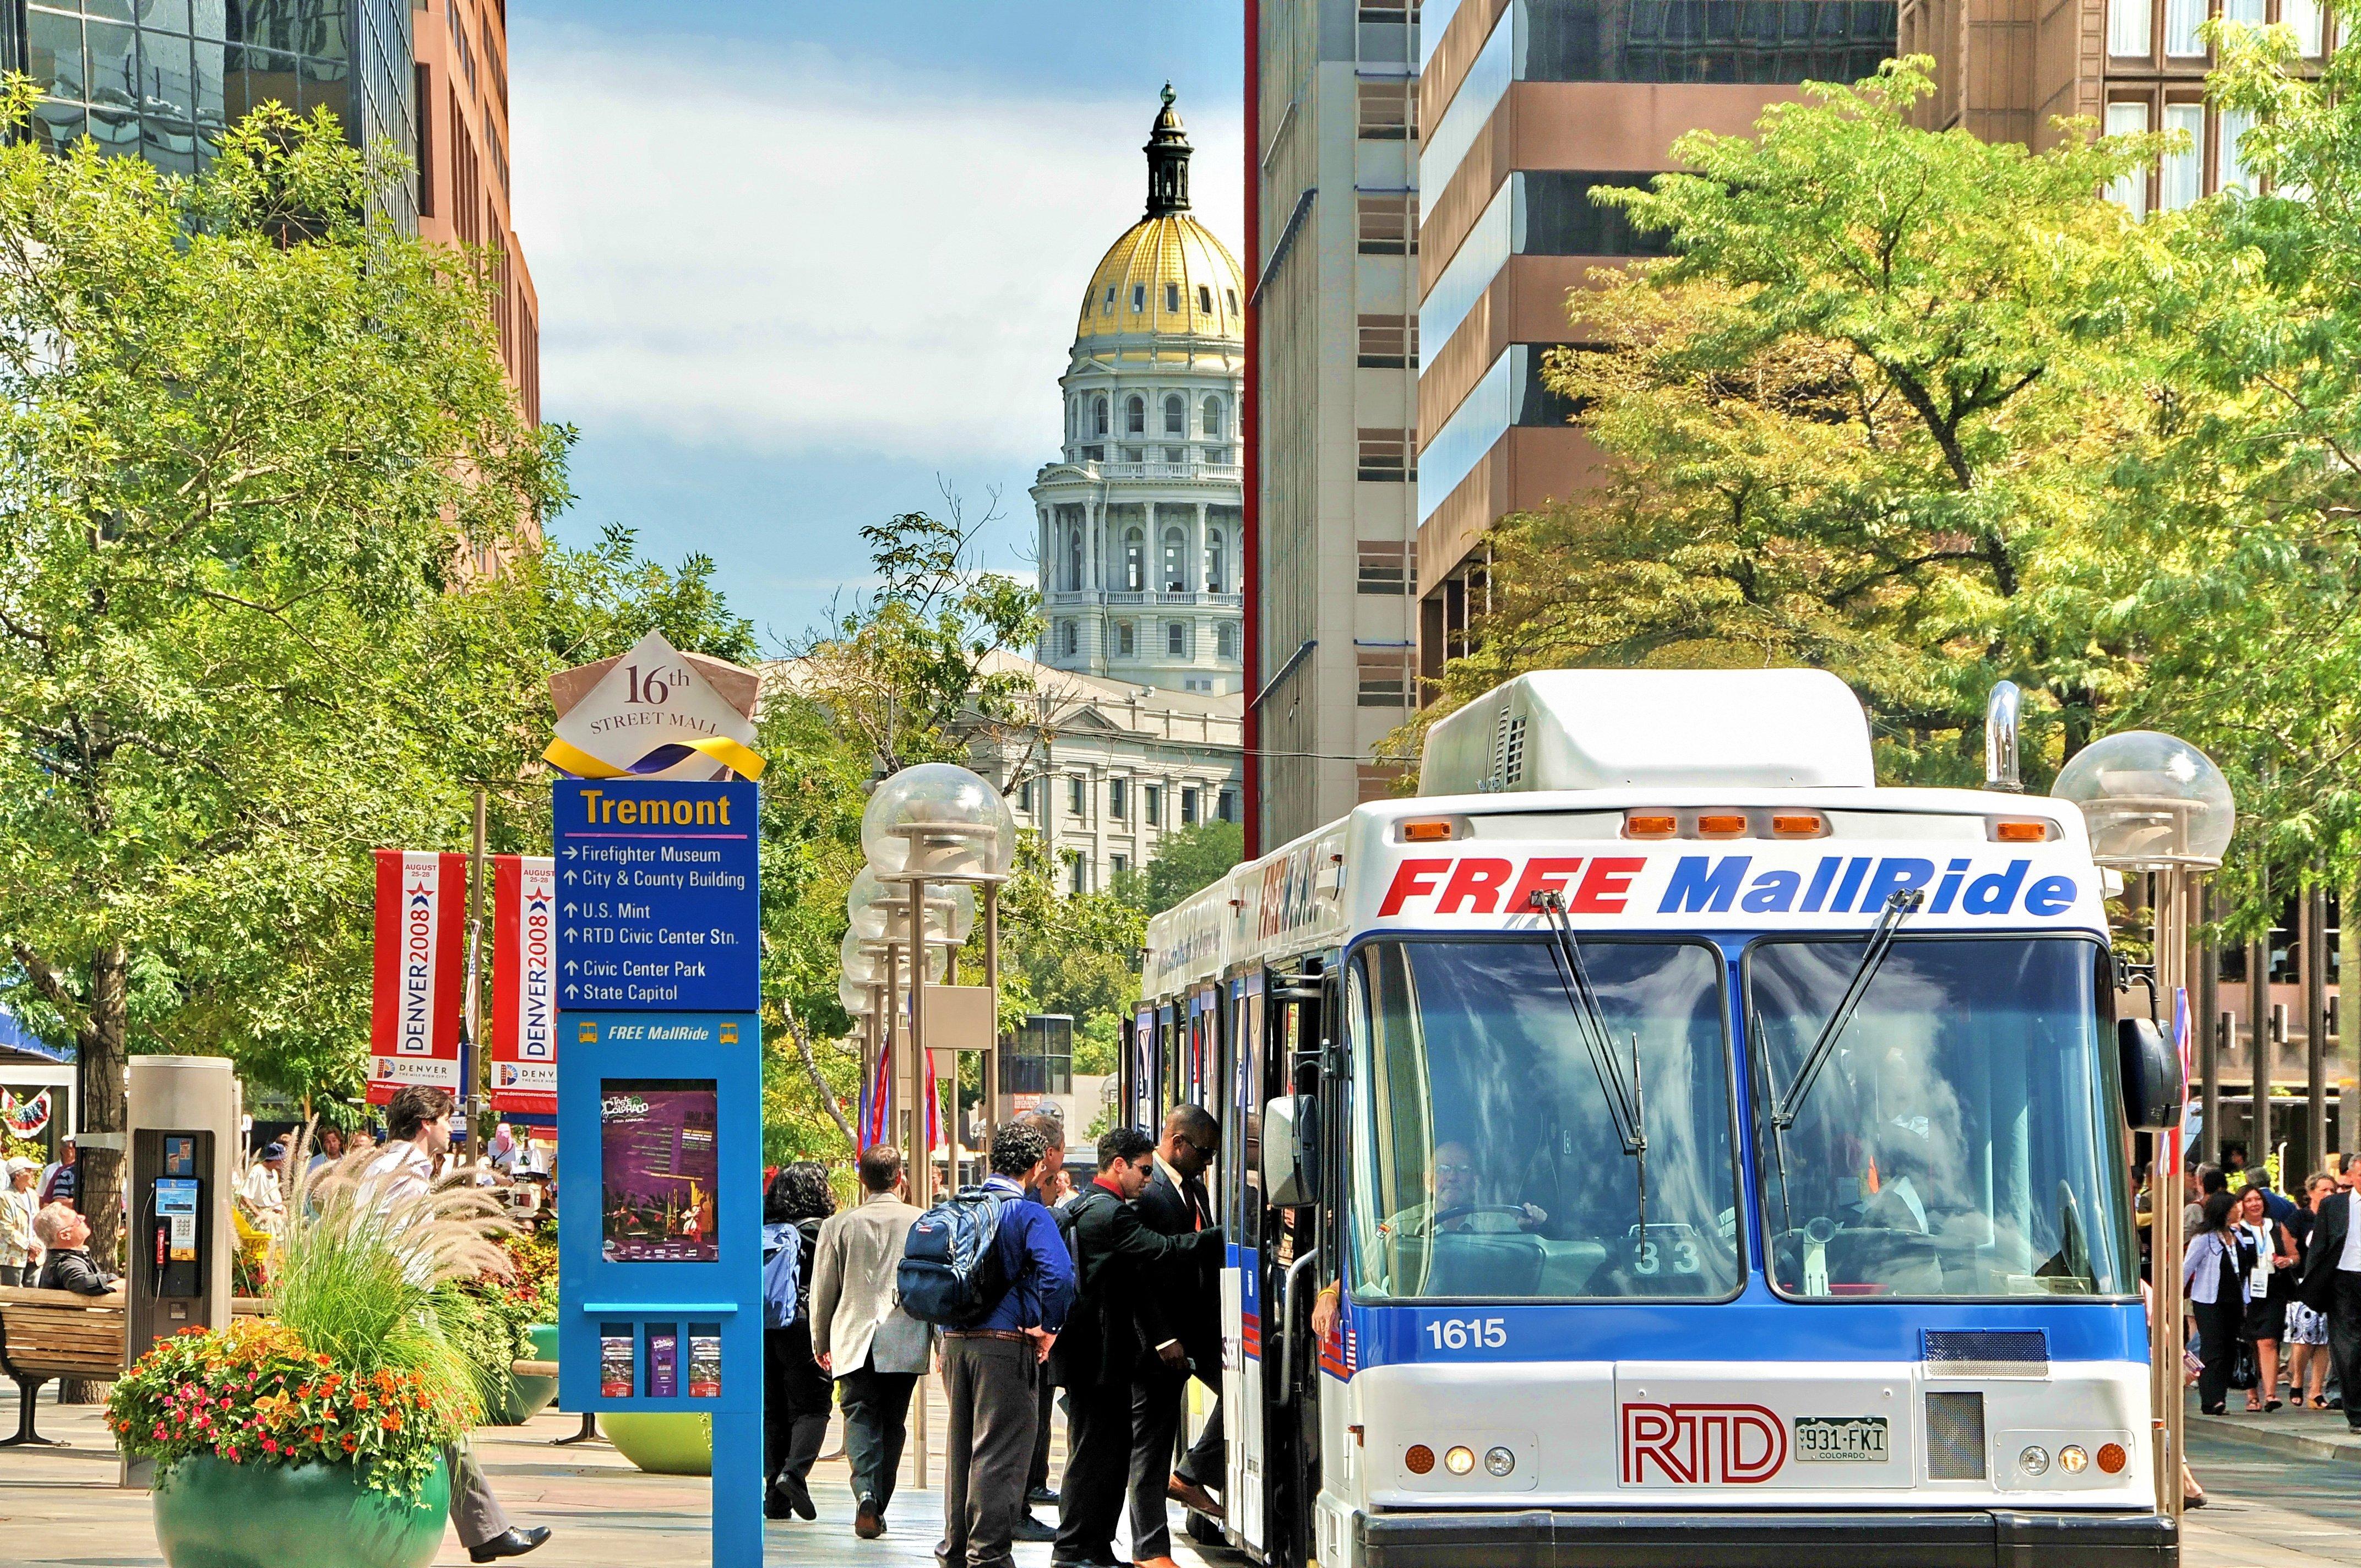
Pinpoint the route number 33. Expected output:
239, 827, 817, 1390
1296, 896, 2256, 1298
1424, 1316, 1507, 1351
1628, 1224, 1704, 1277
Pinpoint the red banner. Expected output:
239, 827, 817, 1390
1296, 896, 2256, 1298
491, 854, 558, 1117
369, 850, 469, 1106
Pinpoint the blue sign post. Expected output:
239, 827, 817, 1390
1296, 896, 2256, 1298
553, 778, 762, 1567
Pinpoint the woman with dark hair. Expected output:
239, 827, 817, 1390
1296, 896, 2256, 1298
763, 1163, 838, 1520
2184, 1190, 2253, 1417
2234, 1185, 2298, 1412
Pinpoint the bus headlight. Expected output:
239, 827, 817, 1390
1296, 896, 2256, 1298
2018, 1446, 2050, 1477
2059, 1445, 2088, 1474
1484, 1446, 1516, 1477
1444, 1445, 1476, 1476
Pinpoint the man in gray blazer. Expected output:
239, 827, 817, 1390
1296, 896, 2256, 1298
811, 1143, 935, 1539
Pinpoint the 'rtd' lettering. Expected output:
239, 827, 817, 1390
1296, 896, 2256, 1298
579, 790, 730, 827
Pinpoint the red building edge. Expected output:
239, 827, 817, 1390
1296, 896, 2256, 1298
1243, 0, 1264, 859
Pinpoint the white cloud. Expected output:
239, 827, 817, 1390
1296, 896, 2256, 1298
511, 32, 1244, 465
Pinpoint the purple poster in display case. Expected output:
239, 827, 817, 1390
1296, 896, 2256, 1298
601, 1078, 720, 1262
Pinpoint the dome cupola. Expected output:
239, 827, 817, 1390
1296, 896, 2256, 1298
1146, 83, 1191, 217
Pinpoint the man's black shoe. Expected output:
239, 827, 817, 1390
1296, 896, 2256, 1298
855, 1497, 886, 1539
469, 1527, 551, 1563
764, 1490, 795, 1520
1012, 1512, 1058, 1542
776, 1472, 818, 1521
1029, 1486, 1060, 1506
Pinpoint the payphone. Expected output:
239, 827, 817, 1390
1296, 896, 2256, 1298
125, 1057, 238, 1363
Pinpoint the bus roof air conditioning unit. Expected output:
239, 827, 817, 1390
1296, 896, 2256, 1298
1417, 669, 1876, 797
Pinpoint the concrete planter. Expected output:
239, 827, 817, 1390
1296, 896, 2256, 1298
150, 1451, 450, 1568
600, 1409, 712, 1475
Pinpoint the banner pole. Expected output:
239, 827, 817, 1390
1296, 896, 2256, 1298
464, 787, 488, 1165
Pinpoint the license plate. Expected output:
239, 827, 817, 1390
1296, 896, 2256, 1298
1793, 1415, 1889, 1461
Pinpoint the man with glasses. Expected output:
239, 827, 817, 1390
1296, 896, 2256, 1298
1127, 1105, 1223, 1567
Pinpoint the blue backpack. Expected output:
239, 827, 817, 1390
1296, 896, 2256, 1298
761, 1221, 802, 1330
897, 1186, 1011, 1327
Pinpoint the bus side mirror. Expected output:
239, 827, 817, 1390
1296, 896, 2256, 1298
2118, 1017, 2182, 1132
1261, 1094, 1320, 1208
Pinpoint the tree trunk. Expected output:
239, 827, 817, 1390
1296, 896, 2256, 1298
63, 941, 128, 1404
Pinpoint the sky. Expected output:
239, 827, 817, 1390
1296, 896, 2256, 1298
509, 2, 1246, 650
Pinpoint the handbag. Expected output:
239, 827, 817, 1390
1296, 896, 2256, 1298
2229, 1338, 2260, 1392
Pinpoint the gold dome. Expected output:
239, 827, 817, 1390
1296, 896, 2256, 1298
1074, 86, 1244, 350
1075, 213, 1244, 344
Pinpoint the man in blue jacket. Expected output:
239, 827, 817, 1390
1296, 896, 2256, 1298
938, 1121, 1077, 1568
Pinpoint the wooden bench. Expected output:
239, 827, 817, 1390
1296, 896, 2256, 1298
0, 1284, 126, 1448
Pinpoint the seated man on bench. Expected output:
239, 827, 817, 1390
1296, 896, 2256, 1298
31, 1204, 116, 1295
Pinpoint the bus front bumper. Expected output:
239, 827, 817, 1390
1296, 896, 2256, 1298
1354, 1507, 2176, 1567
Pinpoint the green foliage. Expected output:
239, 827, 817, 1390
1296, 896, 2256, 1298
1131, 821, 1245, 916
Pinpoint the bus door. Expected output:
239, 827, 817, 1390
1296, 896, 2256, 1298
1223, 970, 1267, 1553
1262, 961, 1332, 1568
1156, 1003, 1177, 1125
1131, 1004, 1154, 1128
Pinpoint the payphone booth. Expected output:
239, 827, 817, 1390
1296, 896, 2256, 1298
125, 1057, 238, 1357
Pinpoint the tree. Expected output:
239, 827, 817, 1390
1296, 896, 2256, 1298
1129, 820, 1244, 916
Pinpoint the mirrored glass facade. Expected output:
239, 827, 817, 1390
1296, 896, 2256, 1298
18, 0, 416, 230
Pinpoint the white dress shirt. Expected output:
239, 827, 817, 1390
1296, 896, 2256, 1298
2341, 1189, 2361, 1272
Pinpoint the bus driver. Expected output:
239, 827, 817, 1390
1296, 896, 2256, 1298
1379, 1141, 1549, 1238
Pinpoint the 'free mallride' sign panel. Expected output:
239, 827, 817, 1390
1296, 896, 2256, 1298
552, 779, 759, 1013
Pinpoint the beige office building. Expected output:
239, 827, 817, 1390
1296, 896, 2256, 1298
1248, 0, 1427, 850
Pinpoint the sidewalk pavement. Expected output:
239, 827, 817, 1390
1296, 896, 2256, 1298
1, 1391, 1238, 1568
2189, 1393, 2361, 1466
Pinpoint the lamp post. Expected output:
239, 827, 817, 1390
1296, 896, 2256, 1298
2052, 730, 2235, 1525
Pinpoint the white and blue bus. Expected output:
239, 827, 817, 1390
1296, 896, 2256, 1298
1130, 669, 2181, 1568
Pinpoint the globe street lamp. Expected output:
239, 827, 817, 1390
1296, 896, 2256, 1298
2052, 729, 2234, 1523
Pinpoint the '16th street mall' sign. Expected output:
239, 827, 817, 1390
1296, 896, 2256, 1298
553, 778, 758, 1012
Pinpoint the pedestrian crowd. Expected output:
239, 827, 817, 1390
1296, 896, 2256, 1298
760, 1105, 1227, 1568
2177, 1150, 2361, 1436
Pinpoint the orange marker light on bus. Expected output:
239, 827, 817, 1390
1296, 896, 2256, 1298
1624, 813, 1678, 840
1771, 813, 1825, 838
1695, 813, 1749, 839
1401, 820, 1455, 843
1993, 819, 2052, 843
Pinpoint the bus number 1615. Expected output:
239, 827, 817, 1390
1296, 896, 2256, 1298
1424, 1317, 1507, 1351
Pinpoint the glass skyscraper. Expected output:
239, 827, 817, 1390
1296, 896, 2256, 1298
18, 0, 418, 231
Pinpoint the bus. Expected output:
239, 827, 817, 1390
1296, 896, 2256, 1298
1129, 668, 2181, 1568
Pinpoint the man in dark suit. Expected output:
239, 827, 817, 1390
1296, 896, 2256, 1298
1052, 1128, 1222, 1568
1128, 1104, 1223, 1567
2296, 1151, 2361, 1431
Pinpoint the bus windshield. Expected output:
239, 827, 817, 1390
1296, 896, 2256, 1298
1747, 936, 2135, 1300
1347, 939, 1741, 1302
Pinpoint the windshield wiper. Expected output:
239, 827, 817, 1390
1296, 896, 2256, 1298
1530, 889, 1644, 1157
1770, 888, 1923, 1130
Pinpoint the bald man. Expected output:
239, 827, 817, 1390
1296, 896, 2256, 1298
1128, 1104, 1224, 1566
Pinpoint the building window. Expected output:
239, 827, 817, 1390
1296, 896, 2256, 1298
1359, 650, 1411, 707
1165, 394, 1185, 435
1124, 526, 1145, 590
2108, 0, 2152, 54
2218, 105, 2256, 194
1205, 528, 1226, 592
1226, 287, 1239, 312
2161, 102, 2204, 209
1357, 192, 1418, 254
1217, 621, 1238, 661
1358, 427, 1414, 481
1198, 284, 1214, 313
1112, 852, 1129, 878
1182, 787, 1200, 825
2165, 0, 2205, 55
1358, 539, 1416, 594
2105, 102, 2150, 212
1103, 284, 1117, 313
1000, 1015, 1073, 1095
1358, 313, 1417, 368
1166, 281, 1182, 312
1145, 784, 1162, 825
1110, 778, 1128, 819
1094, 395, 1109, 435
2286, 0, 2325, 53
1066, 524, 1083, 591
1132, 283, 1147, 311
1071, 857, 1089, 895
1018, 778, 1035, 814
1167, 621, 1188, 656
1513, 0, 1898, 85
1059, 620, 1078, 656
1163, 527, 1187, 591
1357, 78, 1414, 140
1203, 396, 1223, 437
1218, 788, 1238, 823
1127, 395, 1146, 434
1117, 620, 1136, 656
1069, 775, 1087, 816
